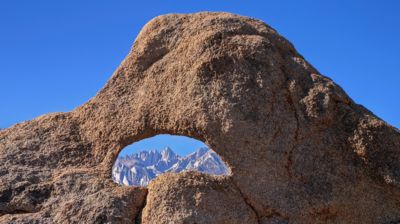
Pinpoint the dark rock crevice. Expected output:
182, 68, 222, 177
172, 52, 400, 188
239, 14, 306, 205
230, 179, 261, 224
284, 78, 301, 179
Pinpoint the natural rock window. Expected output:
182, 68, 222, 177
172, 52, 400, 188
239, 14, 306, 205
112, 134, 230, 186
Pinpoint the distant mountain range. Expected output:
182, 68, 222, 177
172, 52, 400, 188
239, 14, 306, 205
112, 147, 230, 186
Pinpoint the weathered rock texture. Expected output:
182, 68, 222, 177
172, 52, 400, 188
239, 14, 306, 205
1, 12, 400, 224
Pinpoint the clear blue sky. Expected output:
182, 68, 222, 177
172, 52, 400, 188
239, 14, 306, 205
1, 1, 399, 155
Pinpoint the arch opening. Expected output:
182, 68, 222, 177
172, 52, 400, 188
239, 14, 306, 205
112, 134, 230, 186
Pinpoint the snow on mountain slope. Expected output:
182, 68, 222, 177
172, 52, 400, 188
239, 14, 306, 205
112, 147, 229, 186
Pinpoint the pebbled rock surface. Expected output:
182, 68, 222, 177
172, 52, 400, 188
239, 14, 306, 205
142, 172, 258, 224
1, 12, 400, 224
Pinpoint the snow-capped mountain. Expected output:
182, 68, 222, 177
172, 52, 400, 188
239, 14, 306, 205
112, 147, 229, 186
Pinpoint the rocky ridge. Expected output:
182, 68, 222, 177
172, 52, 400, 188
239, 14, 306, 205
112, 147, 229, 186
0, 12, 399, 224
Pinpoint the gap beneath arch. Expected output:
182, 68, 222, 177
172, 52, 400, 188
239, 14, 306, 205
112, 134, 230, 186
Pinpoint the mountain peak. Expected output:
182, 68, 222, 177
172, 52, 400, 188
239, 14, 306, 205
113, 147, 229, 186
161, 146, 174, 154
196, 147, 209, 155
161, 147, 178, 161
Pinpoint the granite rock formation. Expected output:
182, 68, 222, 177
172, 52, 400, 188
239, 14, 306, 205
1, 12, 400, 224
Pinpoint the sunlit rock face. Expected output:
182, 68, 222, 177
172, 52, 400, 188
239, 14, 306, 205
1, 12, 400, 224
112, 147, 229, 186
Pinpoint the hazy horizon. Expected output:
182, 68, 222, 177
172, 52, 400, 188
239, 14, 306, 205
117, 144, 210, 158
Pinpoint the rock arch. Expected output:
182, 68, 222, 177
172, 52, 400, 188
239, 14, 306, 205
0, 12, 399, 224
112, 134, 230, 187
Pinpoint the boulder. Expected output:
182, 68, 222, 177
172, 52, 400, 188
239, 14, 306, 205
1, 12, 399, 223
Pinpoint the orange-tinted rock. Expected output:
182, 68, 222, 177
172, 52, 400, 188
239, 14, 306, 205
142, 172, 258, 224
